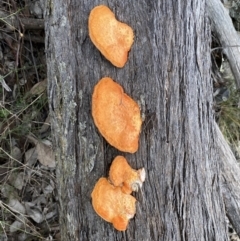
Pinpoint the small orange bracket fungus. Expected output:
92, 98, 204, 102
91, 177, 136, 231
91, 156, 146, 231
88, 5, 134, 68
109, 156, 146, 195
92, 77, 142, 153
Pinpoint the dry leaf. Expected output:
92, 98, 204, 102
27, 135, 55, 168
10, 219, 24, 233
36, 141, 55, 168
1, 183, 17, 198
8, 198, 26, 214
24, 147, 38, 166
45, 209, 57, 220
10, 172, 25, 190
43, 184, 54, 195
25, 202, 43, 223
39, 114, 51, 133
29, 78, 47, 96
11, 146, 22, 161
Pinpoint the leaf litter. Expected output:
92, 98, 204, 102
0, 1, 58, 240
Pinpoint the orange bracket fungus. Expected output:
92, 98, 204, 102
91, 157, 145, 231
91, 177, 136, 231
92, 77, 142, 153
89, 5, 134, 68
109, 156, 146, 195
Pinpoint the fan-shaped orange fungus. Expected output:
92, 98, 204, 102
89, 5, 134, 68
91, 177, 136, 231
109, 156, 146, 195
92, 77, 142, 153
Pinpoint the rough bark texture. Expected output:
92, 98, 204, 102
216, 123, 240, 237
45, 0, 229, 240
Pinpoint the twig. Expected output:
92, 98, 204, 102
0, 10, 44, 30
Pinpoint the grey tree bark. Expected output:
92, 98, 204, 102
216, 123, 240, 237
45, 0, 232, 240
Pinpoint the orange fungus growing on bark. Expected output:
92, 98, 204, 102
89, 5, 134, 68
92, 77, 142, 153
91, 157, 145, 231
109, 156, 146, 195
91, 177, 136, 231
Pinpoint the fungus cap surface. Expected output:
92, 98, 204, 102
89, 5, 134, 68
91, 177, 136, 231
109, 156, 146, 194
92, 77, 142, 153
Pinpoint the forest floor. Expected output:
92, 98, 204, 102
0, 0, 239, 241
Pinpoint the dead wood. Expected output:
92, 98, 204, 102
216, 123, 240, 237
207, 0, 240, 88
45, 0, 238, 240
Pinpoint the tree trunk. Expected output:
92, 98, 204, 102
45, 0, 230, 240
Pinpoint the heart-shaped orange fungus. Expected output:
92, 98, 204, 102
91, 177, 136, 231
92, 77, 142, 153
89, 5, 134, 68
